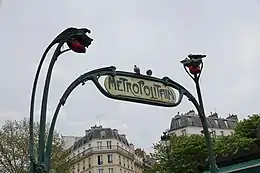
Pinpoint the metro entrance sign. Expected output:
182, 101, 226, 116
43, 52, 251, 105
30, 65, 217, 173
29, 27, 217, 173
104, 75, 177, 106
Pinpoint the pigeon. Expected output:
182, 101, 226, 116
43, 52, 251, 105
134, 65, 140, 74
146, 69, 152, 76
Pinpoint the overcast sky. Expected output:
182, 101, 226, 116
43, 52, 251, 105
0, 0, 259, 152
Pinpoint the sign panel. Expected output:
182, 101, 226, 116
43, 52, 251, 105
104, 75, 176, 104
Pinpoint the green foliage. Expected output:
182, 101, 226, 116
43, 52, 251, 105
214, 135, 254, 157
146, 115, 260, 173
147, 134, 254, 173
235, 114, 260, 138
0, 118, 70, 173
168, 135, 207, 172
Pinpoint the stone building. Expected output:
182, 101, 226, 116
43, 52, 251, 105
168, 110, 238, 137
62, 125, 153, 173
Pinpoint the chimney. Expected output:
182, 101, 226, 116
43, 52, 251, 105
175, 112, 181, 118
226, 114, 238, 121
209, 112, 218, 118
135, 148, 144, 157
188, 110, 196, 116
113, 129, 118, 133
91, 125, 96, 130
85, 129, 91, 134
130, 143, 135, 150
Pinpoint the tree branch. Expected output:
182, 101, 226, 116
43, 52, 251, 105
0, 143, 16, 173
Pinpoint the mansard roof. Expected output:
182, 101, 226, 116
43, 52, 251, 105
170, 110, 238, 131
71, 125, 130, 151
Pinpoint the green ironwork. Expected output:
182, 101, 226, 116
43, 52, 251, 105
181, 54, 218, 173
29, 28, 216, 173
45, 65, 215, 173
29, 27, 93, 173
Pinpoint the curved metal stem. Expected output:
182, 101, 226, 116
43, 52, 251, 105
30, 28, 92, 173
163, 77, 217, 173
182, 62, 218, 172
44, 66, 115, 171
194, 76, 217, 173
44, 102, 62, 171
38, 42, 64, 164
184, 66, 195, 80
197, 62, 203, 79
29, 36, 70, 171
29, 41, 56, 173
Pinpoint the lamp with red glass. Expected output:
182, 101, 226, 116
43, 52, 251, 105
66, 29, 93, 53
180, 54, 218, 173
180, 54, 206, 77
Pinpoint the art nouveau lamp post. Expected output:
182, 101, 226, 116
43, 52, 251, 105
29, 27, 93, 173
181, 54, 218, 173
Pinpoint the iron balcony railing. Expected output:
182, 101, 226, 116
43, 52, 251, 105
68, 145, 136, 162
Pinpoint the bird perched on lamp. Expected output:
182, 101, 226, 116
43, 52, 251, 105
180, 54, 206, 75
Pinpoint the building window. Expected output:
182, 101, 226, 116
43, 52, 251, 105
72, 165, 75, 173
127, 159, 129, 168
88, 157, 91, 167
123, 157, 125, 166
181, 129, 187, 136
98, 169, 103, 173
108, 168, 113, 173
77, 163, 80, 172
119, 155, 121, 164
97, 141, 102, 149
97, 155, 103, 165
101, 130, 106, 138
107, 141, 112, 149
88, 143, 91, 147
220, 131, 224, 136
108, 154, 113, 163
83, 160, 85, 170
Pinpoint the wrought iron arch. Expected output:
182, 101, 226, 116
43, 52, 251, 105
44, 65, 210, 169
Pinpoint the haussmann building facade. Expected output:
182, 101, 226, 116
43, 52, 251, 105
63, 125, 153, 173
